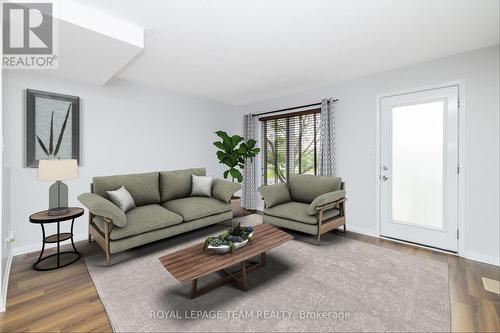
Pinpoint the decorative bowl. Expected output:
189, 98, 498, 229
207, 231, 254, 254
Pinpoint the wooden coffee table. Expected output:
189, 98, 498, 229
159, 224, 293, 298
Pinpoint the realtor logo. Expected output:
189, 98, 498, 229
2, 2, 57, 68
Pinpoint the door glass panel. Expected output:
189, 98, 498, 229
391, 101, 444, 229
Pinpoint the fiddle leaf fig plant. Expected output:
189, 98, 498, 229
213, 130, 260, 183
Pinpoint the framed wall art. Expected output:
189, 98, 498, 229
26, 89, 80, 167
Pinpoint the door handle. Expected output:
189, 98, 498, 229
381, 175, 389, 181
382, 166, 389, 171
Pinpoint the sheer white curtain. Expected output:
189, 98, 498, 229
242, 114, 257, 209
318, 98, 336, 176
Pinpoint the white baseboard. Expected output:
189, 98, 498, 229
463, 250, 500, 267
11, 233, 88, 256
0, 253, 13, 312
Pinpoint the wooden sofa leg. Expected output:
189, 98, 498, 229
316, 210, 323, 245
88, 213, 93, 243
341, 200, 347, 233
104, 220, 111, 266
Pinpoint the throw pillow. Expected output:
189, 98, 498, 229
191, 175, 213, 197
258, 183, 291, 208
107, 186, 136, 212
212, 179, 241, 202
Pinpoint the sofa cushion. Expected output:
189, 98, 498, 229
258, 183, 291, 208
264, 201, 339, 225
263, 214, 318, 235
108, 211, 232, 254
93, 172, 160, 206
288, 173, 342, 204
159, 168, 206, 202
162, 197, 231, 222
212, 179, 241, 202
93, 204, 183, 240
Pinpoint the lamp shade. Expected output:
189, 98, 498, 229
37, 159, 79, 181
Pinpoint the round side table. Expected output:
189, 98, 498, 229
29, 207, 84, 271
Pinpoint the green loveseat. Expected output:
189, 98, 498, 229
78, 168, 240, 265
259, 173, 346, 244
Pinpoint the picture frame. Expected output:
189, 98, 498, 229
26, 89, 80, 168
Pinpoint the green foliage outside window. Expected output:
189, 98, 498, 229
264, 113, 319, 185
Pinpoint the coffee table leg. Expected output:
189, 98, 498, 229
240, 261, 247, 291
191, 279, 198, 299
187, 254, 268, 299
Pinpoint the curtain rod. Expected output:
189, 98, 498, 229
251, 99, 338, 117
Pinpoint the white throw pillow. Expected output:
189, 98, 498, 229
107, 186, 136, 212
191, 175, 213, 197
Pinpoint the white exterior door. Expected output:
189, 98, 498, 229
380, 86, 459, 252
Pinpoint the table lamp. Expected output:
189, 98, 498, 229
37, 159, 79, 216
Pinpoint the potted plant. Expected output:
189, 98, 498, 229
204, 224, 255, 254
213, 130, 260, 215
213, 131, 260, 182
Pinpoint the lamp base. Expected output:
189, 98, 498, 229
48, 180, 69, 216
48, 207, 70, 216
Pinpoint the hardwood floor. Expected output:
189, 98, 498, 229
0, 241, 112, 332
338, 232, 500, 332
0, 226, 498, 332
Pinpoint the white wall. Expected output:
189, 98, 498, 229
2, 46, 498, 267
238, 46, 500, 266
2, 71, 240, 254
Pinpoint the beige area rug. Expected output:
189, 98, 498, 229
85, 215, 450, 332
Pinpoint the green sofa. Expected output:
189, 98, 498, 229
259, 173, 346, 244
78, 168, 240, 265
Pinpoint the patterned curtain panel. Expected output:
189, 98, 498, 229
242, 114, 257, 209
319, 98, 336, 176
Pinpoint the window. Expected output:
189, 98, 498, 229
260, 109, 321, 185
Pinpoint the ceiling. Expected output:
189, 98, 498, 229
74, 0, 499, 105
5, 0, 143, 86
